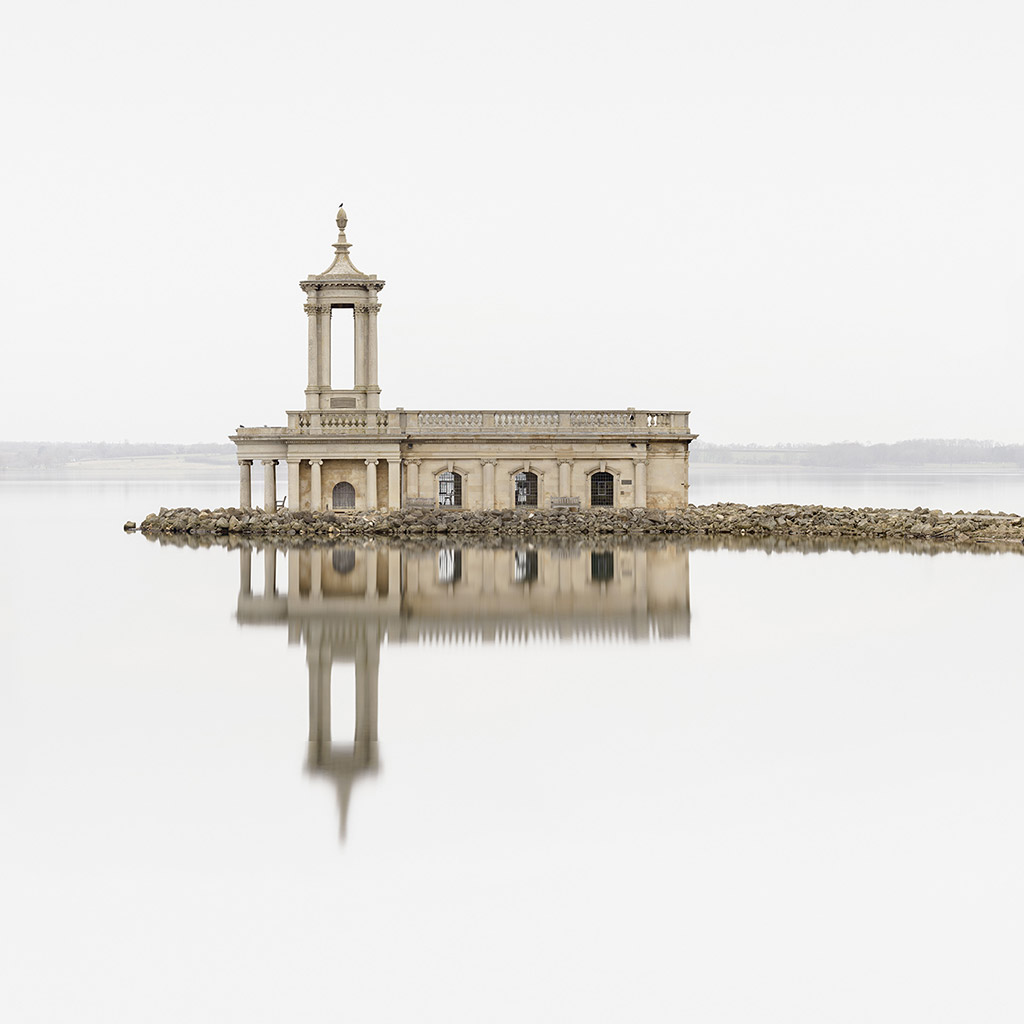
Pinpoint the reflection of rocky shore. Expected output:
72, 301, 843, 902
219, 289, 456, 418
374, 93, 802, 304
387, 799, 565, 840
234, 542, 691, 840
145, 529, 1024, 558
133, 502, 1024, 547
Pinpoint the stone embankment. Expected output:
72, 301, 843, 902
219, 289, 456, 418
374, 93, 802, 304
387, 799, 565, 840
128, 503, 1024, 545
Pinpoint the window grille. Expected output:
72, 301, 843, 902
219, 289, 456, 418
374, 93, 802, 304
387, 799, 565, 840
438, 471, 462, 506
332, 481, 355, 508
514, 471, 538, 507
591, 471, 614, 506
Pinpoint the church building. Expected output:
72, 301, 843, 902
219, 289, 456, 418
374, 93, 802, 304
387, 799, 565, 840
231, 206, 697, 512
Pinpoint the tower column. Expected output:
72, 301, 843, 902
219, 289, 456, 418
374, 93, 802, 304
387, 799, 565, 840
262, 459, 278, 512
387, 459, 401, 510
353, 306, 368, 389
287, 458, 301, 511
309, 459, 323, 511
318, 306, 332, 389
304, 299, 321, 409
365, 459, 378, 510
365, 302, 381, 409
238, 459, 252, 509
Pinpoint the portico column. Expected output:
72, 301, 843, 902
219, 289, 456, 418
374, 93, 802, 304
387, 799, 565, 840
365, 458, 378, 510
407, 459, 421, 501
482, 460, 496, 509
287, 458, 301, 511
310, 547, 322, 599
683, 445, 691, 508
634, 460, 647, 508
558, 460, 571, 496
262, 459, 278, 512
309, 459, 323, 511
238, 459, 252, 509
387, 459, 401, 510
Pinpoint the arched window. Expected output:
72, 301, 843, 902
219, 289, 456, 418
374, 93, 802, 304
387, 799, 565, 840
590, 471, 614, 506
514, 471, 538, 507
332, 481, 355, 508
438, 471, 462, 507
332, 548, 356, 575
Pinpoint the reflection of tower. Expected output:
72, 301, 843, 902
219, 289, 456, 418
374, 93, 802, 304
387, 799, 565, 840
305, 617, 379, 840
236, 542, 691, 842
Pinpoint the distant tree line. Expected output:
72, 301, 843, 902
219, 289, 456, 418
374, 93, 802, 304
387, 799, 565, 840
0, 441, 234, 470
690, 439, 1024, 468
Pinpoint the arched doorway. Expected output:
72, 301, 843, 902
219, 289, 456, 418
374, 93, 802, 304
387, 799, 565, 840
514, 471, 538, 507
438, 471, 462, 506
590, 471, 614, 506
332, 481, 355, 508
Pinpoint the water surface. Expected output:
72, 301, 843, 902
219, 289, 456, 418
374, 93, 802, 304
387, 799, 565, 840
2, 476, 1022, 1022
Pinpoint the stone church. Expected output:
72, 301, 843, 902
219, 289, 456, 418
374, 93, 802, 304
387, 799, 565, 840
231, 206, 697, 512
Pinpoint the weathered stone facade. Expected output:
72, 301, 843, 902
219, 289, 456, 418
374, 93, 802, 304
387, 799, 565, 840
231, 206, 697, 512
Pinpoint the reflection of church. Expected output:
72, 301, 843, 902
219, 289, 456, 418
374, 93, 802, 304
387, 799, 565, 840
236, 542, 691, 839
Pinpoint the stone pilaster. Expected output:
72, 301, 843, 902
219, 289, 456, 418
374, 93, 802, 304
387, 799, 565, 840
634, 460, 647, 508
407, 459, 421, 501
482, 459, 496, 509
558, 460, 572, 496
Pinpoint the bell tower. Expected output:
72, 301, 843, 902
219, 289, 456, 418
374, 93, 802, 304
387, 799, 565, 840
299, 205, 385, 411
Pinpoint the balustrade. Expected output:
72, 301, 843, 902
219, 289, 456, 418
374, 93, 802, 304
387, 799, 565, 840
273, 409, 691, 437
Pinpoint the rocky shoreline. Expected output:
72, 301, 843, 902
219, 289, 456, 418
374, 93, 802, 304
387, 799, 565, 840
127, 503, 1024, 546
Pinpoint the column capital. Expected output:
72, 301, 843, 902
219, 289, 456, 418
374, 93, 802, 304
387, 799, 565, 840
408, 458, 422, 466
238, 458, 253, 466
365, 458, 379, 467
481, 458, 497, 467
387, 457, 402, 465
286, 456, 302, 465
557, 459, 572, 467
304, 303, 331, 315
261, 458, 278, 466
355, 303, 382, 315
308, 458, 323, 466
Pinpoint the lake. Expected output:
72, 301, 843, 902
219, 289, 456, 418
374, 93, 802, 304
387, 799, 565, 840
2, 471, 1022, 1022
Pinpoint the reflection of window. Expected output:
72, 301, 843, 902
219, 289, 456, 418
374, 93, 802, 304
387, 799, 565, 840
438, 549, 462, 584
438, 471, 462, 506
332, 548, 356, 574
514, 549, 538, 584
332, 481, 355, 508
591, 551, 614, 582
514, 471, 538, 506
590, 471, 614, 506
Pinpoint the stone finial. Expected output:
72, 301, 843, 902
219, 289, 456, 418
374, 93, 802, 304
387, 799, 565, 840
336, 203, 348, 234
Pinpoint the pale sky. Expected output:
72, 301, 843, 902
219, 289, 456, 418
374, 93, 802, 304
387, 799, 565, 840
2, 0, 1022, 445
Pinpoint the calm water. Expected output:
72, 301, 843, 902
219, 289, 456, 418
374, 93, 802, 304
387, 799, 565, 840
2, 473, 1023, 1023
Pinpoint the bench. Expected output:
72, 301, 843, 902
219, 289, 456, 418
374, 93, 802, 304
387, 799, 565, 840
550, 496, 581, 508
